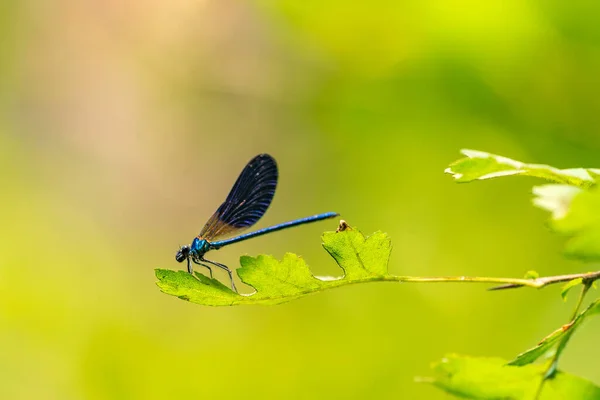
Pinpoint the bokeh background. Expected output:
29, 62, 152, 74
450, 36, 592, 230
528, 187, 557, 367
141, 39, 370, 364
2, 1, 600, 398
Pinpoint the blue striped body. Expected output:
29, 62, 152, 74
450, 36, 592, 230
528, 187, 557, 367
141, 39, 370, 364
210, 212, 338, 249
189, 212, 338, 261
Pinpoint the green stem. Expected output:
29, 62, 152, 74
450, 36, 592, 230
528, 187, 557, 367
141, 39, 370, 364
535, 281, 593, 399
246, 272, 600, 305
377, 270, 600, 289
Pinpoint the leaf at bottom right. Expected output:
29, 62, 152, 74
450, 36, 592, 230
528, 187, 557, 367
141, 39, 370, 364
424, 354, 600, 399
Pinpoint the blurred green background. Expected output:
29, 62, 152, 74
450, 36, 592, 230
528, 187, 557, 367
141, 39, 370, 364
2, 0, 600, 398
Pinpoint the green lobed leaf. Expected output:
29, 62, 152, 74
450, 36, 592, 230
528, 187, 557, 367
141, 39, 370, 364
445, 149, 599, 187
155, 225, 392, 306
534, 185, 600, 261
509, 299, 600, 366
426, 354, 600, 399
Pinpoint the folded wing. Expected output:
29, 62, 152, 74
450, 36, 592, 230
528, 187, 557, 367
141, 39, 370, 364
199, 154, 278, 240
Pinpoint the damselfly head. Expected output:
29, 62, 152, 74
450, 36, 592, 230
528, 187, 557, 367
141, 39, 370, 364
175, 245, 190, 263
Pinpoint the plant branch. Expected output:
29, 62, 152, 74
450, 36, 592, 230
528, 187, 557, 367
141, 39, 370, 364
388, 270, 600, 289
547, 282, 591, 375
535, 281, 593, 399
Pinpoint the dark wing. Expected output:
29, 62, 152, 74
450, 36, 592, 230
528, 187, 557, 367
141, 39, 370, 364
199, 154, 278, 240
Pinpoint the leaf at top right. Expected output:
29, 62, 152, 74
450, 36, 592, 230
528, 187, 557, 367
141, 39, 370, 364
445, 149, 600, 188
534, 184, 600, 261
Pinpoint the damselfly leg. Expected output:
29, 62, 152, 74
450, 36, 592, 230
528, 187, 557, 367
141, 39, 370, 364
201, 258, 237, 292
192, 258, 214, 279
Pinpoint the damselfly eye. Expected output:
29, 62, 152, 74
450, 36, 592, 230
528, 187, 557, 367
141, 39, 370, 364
175, 245, 190, 263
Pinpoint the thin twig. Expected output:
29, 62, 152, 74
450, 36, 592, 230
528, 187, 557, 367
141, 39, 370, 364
388, 270, 600, 289
534, 282, 593, 399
